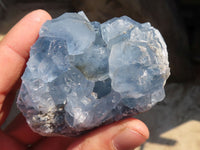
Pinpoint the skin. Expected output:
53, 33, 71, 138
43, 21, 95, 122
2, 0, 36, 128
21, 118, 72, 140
0, 10, 149, 150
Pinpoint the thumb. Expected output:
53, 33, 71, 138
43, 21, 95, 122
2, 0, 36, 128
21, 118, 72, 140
68, 118, 149, 150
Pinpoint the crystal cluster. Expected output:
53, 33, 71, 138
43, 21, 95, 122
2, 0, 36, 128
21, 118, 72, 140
17, 11, 170, 136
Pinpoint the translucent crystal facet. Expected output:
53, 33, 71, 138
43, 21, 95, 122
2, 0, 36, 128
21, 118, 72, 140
17, 11, 170, 136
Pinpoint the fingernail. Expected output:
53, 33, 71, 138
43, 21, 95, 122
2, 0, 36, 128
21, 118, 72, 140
113, 128, 147, 150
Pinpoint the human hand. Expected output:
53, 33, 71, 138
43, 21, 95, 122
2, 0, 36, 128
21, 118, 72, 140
0, 10, 149, 150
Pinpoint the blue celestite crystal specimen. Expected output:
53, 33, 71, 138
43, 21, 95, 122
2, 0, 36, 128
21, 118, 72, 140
17, 11, 170, 136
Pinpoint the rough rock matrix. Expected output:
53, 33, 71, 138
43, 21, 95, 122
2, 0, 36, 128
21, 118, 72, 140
17, 11, 170, 136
